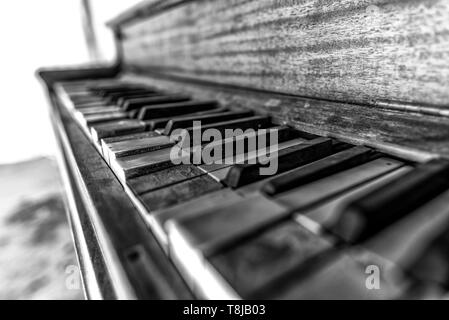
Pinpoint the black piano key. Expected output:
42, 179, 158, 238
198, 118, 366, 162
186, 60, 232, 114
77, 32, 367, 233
184, 115, 271, 138
163, 110, 254, 135
262, 146, 376, 196
137, 100, 217, 119
123, 95, 191, 111
116, 92, 164, 107
224, 137, 333, 188
96, 87, 151, 97
106, 90, 160, 104
139, 175, 223, 211
333, 159, 449, 243
144, 106, 229, 131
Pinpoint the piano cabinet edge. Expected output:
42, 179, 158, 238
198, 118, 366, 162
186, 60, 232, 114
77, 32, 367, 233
39, 73, 194, 299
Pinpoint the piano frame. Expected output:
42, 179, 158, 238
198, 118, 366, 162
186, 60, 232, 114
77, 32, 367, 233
38, 0, 449, 299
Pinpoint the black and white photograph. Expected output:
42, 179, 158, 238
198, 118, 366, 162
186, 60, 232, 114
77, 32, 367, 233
1, 0, 449, 304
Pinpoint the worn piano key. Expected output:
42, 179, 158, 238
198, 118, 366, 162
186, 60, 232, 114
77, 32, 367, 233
163, 110, 253, 135
167, 158, 403, 258
116, 92, 164, 107
139, 174, 223, 212
303, 166, 412, 228
275, 158, 404, 210
148, 189, 243, 248
223, 137, 333, 188
77, 105, 122, 115
111, 147, 179, 182
123, 95, 191, 111
145, 106, 228, 130
91, 119, 146, 142
267, 251, 405, 299
263, 146, 376, 196
137, 100, 216, 119
127, 164, 205, 195
96, 87, 150, 97
112, 116, 273, 182
205, 137, 310, 182
81, 111, 128, 126
362, 189, 449, 288
206, 220, 333, 299
334, 159, 449, 243
107, 135, 174, 160
183, 116, 271, 139
167, 195, 288, 257
101, 131, 162, 164
103, 89, 155, 102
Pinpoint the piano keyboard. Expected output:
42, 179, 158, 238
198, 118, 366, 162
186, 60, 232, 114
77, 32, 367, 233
55, 78, 449, 300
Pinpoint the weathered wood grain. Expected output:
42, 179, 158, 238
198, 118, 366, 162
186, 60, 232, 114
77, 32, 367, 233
118, 0, 449, 107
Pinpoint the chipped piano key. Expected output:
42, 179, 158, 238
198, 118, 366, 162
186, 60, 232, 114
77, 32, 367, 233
81, 111, 128, 127
334, 159, 449, 243
123, 95, 191, 111
106, 135, 174, 160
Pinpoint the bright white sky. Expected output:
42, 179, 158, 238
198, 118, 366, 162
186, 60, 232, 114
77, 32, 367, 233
0, 1, 140, 164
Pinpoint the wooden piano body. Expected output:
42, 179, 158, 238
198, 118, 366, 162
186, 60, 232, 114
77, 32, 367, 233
38, 0, 449, 299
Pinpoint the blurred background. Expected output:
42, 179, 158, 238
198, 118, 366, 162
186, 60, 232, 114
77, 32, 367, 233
0, 0, 140, 299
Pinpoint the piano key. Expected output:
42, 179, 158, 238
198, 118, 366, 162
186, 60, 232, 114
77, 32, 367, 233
91, 119, 147, 142
183, 116, 271, 140
163, 110, 254, 135
102, 88, 154, 99
123, 95, 191, 111
362, 189, 449, 286
95, 87, 151, 97
148, 189, 243, 249
303, 166, 412, 228
116, 92, 165, 106
111, 147, 178, 182
223, 137, 333, 188
145, 106, 229, 131
137, 100, 217, 119
127, 164, 205, 195
262, 146, 376, 196
206, 220, 333, 299
333, 159, 449, 243
267, 251, 405, 299
167, 158, 403, 258
107, 135, 174, 160
205, 137, 311, 182
101, 131, 162, 164
139, 174, 223, 212
275, 157, 404, 210
76, 105, 122, 115
81, 111, 128, 126
112, 116, 273, 182
167, 195, 288, 257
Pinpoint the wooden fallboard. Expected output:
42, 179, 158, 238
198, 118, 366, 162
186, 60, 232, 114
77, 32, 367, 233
113, 0, 449, 109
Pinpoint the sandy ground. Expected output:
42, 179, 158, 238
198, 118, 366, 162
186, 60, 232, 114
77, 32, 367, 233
0, 157, 83, 300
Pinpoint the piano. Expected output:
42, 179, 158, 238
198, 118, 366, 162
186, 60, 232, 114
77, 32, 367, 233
37, 0, 449, 300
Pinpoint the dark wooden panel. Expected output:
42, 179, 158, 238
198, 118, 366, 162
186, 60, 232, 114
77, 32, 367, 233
124, 73, 449, 161
118, 0, 449, 107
